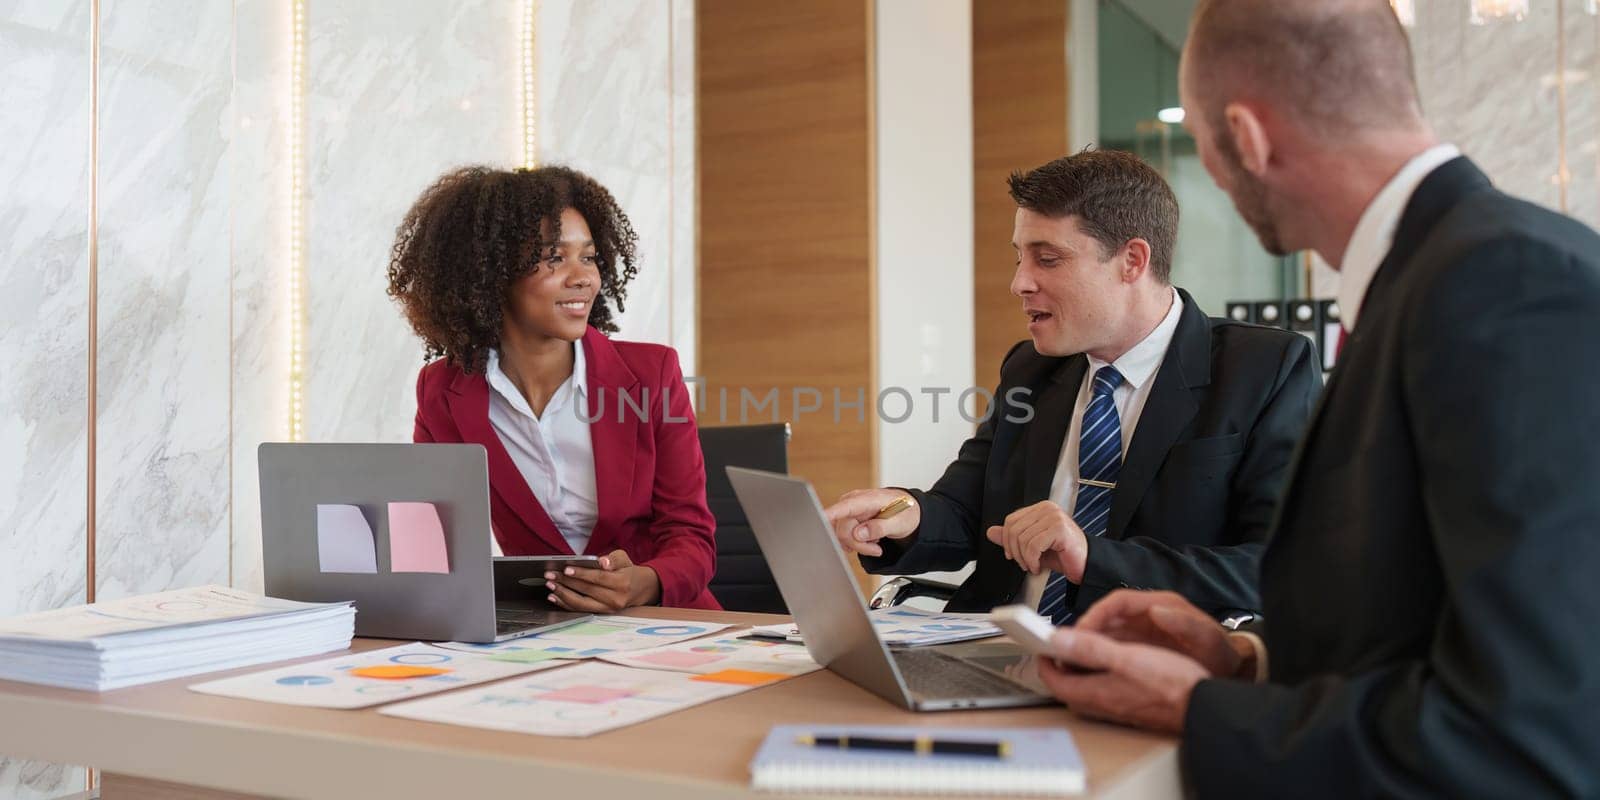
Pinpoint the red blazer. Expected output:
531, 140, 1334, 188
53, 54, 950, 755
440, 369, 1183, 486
413, 327, 720, 609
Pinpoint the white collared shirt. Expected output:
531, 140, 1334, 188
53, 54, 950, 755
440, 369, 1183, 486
1022, 287, 1185, 605
484, 345, 598, 555
1337, 143, 1461, 331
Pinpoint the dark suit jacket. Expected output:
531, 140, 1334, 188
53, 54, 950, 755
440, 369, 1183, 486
412, 327, 721, 610
862, 289, 1320, 617
1184, 158, 1600, 797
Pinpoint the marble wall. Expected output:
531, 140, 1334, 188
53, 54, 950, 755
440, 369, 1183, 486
229, 0, 293, 595
1, 4, 92, 796
94, 0, 235, 602
0, 2, 695, 794
537, 0, 696, 371
1413, 0, 1600, 228
670, 0, 697, 373
302, 0, 522, 450
1308, 1, 1600, 298
0, 0, 92, 636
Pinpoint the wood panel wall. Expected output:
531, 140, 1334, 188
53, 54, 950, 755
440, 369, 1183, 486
697, 0, 876, 508
973, 0, 1071, 391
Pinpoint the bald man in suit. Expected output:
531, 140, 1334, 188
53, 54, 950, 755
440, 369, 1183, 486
1034, 2, 1600, 797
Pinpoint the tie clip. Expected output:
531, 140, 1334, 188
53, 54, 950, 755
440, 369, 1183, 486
1077, 478, 1116, 489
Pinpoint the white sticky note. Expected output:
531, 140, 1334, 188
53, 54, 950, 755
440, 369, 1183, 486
316, 504, 377, 574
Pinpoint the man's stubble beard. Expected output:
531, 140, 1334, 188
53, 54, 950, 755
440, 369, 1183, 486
1214, 133, 1288, 257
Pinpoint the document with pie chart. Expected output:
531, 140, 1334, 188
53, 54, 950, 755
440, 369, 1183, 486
749, 606, 1000, 647
599, 635, 821, 678
434, 615, 732, 658
188, 643, 562, 709
378, 661, 751, 737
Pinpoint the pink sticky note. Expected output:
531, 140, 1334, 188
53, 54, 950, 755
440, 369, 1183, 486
388, 502, 450, 573
538, 685, 637, 704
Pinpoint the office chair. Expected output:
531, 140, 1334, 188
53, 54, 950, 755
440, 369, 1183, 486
700, 423, 790, 613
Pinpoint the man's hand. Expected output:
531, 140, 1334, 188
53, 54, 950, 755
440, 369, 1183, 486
546, 550, 661, 613
824, 489, 921, 558
983, 501, 1089, 579
1077, 589, 1252, 680
1036, 627, 1207, 734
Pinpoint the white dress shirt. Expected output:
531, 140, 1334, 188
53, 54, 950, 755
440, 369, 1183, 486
1021, 287, 1185, 606
484, 345, 598, 555
1337, 143, 1461, 332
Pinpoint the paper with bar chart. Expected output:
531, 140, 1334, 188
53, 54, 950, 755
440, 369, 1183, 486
378, 661, 751, 737
188, 643, 562, 708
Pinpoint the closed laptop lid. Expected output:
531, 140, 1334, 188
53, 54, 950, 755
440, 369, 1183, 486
259, 443, 496, 642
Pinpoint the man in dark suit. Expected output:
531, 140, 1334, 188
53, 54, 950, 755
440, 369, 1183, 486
824, 149, 1321, 622
1036, 2, 1600, 797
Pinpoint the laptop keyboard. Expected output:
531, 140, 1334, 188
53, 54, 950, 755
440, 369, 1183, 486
494, 607, 588, 637
495, 618, 535, 637
890, 648, 1030, 699
496, 609, 554, 625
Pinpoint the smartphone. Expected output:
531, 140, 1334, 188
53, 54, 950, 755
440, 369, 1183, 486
493, 555, 605, 603
988, 605, 1060, 656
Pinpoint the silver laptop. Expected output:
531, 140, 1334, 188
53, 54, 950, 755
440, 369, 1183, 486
259, 443, 590, 642
727, 467, 1050, 711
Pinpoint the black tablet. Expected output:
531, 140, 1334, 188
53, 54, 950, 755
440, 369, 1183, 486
493, 555, 605, 603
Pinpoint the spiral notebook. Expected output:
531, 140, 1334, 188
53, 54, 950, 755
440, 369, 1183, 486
749, 725, 1085, 796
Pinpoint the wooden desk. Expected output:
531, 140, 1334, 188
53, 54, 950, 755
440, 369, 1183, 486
0, 608, 1179, 799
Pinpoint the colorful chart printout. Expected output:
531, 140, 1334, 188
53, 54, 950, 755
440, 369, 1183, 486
188, 643, 561, 709
600, 636, 821, 680
434, 616, 732, 660
378, 662, 752, 737
749, 607, 1000, 647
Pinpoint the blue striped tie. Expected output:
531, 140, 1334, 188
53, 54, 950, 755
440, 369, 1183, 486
1037, 365, 1124, 624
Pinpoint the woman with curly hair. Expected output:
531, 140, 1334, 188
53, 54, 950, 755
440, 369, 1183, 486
388, 165, 718, 611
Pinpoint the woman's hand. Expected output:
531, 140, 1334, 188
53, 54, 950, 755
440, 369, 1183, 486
545, 550, 662, 613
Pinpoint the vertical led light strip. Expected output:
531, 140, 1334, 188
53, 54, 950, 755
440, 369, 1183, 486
289, 0, 306, 441
521, 0, 537, 168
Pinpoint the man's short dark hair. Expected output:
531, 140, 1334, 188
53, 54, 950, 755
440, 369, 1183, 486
1187, 0, 1423, 140
1007, 148, 1179, 284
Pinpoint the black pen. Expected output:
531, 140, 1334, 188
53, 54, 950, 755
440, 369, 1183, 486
796, 734, 1010, 758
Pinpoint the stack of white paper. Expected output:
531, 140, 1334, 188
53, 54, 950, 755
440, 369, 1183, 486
0, 585, 355, 691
